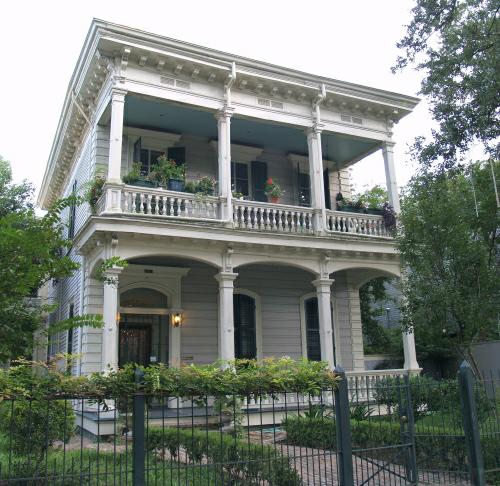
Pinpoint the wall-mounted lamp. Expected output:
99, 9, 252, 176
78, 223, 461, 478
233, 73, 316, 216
172, 313, 182, 327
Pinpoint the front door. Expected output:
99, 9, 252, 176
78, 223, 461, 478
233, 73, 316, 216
234, 294, 257, 359
118, 314, 168, 367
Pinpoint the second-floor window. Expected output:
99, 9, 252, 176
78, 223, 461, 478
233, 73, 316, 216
133, 138, 186, 176
231, 162, 250, 197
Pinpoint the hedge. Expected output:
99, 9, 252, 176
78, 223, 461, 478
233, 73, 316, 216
282, 415, 500, 475
146, 427, 300, 485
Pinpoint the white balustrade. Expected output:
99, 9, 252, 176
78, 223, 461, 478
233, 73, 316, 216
121, 186, 220, 220
326, 210, 390, 237
233, 200, 314, 234
345, 369, 408, 402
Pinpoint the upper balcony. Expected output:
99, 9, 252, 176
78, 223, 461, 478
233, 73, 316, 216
96, 94, 396, 240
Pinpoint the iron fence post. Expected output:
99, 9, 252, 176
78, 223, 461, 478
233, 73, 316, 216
458, 361, 485, 486
403, 373, 418, 485
133, 368, 146, 486
334, 366, 354, 486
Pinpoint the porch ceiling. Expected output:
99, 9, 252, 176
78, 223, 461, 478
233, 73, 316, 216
123, 95, 380, 165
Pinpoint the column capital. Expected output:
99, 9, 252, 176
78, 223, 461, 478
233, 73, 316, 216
312, 278, 334, 291
214, 271, 238, 285
102, 266, 124, 287
216, 105, 235, 121
382, 140, 396, 151
110, 88, 127, 102
305, 122, 324, 137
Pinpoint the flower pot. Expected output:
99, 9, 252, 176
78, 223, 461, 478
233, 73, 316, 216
269, 196, 280, 204
168, 179, 185, 192
339, 205, 365, 213
130, 180, 154, 188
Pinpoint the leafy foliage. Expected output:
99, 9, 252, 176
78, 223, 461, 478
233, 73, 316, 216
397, 162, 499, 373
0, 358, 339, 401
353, 185, 388, 210
95, 257, 129, 285
0, 158, 80, 361
360, 277, 402, 356
146, 427, 300, 485
0, 398, 74, 458
395, 0, 500, 168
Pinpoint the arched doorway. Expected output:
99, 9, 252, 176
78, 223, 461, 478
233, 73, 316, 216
119, 287, 169, 367
233, 293, 257, 360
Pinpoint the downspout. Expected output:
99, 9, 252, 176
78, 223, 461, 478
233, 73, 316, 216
314, 83, 327, 124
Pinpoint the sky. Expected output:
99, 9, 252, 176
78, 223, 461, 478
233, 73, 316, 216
0, 0, 434, 197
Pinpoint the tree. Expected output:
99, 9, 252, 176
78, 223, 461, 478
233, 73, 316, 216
394, 0, 499, 169
397, 161, 499, 375
0, 157, 99, 362
360, 277, 402, 357
353, 185, 388, 210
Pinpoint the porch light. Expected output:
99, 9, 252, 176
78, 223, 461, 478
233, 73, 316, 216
172, 313, 182, 327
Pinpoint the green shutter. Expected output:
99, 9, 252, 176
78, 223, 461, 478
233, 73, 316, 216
168, 147, 186, 166
251, 160, 268, 202
323, 169, 331, 210
133, 137, 142, 161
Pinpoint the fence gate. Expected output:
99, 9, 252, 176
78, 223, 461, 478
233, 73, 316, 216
340, 371, 418, 486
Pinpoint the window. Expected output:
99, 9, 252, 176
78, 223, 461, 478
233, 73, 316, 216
305, 297, 321, 361
133, 137, 186, 177
67, 303, 74, 356
139, 149, 164, 177
67, 180, 77, 239
233, 293, 256, 359
231, 162, 250, 197
298, 173, 311, 207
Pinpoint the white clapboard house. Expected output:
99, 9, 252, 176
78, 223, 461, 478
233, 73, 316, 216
40, 20, 421, 393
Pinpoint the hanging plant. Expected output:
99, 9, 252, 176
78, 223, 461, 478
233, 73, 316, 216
84, 171, 106, 214
96, 257, 129, 286
382, 202, 397, 231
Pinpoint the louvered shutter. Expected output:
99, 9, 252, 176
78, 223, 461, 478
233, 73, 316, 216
251, 161, 268, 202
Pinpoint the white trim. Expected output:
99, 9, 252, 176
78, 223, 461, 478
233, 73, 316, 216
299, 292, 338, 365
233, 289, 263, 361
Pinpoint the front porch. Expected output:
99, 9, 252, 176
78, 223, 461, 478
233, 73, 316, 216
80, 244, 419, 380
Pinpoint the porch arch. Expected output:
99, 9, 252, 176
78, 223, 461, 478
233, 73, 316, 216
233, 255, 319, 275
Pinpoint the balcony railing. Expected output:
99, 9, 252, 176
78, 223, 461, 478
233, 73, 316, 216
233, 200, 314, 234
121, 186, 220, 220
326, 209, 390, 237
98, 185, 393, 238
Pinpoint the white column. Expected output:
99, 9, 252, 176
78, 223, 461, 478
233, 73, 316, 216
104, 89, 127, 212
169, 317, 181, 368
215, 271, 238, 363
101, 267, 123, 372
307, 124, 327, 234
216, 107, 234, 222
402, 328, 420, 374
312, 278, 335, 368
382, 142, 401, 213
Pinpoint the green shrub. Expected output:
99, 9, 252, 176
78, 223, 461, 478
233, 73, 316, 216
0, 398, 75, 457
147, 427, 300, 485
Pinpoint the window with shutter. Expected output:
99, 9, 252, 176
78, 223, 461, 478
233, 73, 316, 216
251, 161, 268, 202
234, 294, 256, 360
298, 173, 311, 207
67, 304, 74, 356
305, 297, 321, 361
231, 162, 250, 197
323, 169, 331, 210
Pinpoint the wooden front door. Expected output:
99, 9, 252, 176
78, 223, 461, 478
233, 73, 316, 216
119, 324, 152, 367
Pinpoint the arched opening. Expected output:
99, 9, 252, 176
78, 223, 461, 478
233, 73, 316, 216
118, 287, 169, 367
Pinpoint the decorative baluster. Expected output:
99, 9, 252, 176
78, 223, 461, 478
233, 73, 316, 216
138, 193, 145, 214
123, 191, 129, 213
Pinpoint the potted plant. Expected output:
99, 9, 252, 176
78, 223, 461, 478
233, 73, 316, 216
264, 178, 285, 203
184, 180, 197, 194
85, 171, 106, 214
195, 176, 216, 196
122, 162, 154, 187
149, 155, 185, 191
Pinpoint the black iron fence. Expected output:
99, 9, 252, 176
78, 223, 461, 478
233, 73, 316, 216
0, 364, 498, 485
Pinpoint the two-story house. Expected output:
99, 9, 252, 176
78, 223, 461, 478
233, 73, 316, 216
39, 19, 420, 383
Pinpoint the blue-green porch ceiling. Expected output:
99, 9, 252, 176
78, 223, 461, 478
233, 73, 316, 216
123, 95, 380, 165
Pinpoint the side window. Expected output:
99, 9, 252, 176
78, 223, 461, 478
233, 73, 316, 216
68, 180, 77, 239
67, 303, 75, 356
231, 162, 249, 197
